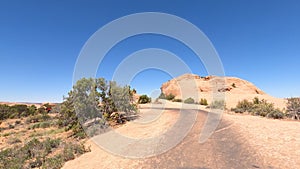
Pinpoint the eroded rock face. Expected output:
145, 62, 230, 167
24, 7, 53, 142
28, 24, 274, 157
161, 74, 264, 97
160, 74, 285, 109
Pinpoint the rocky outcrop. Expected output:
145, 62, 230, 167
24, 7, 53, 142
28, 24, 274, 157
160, 74, 286, 109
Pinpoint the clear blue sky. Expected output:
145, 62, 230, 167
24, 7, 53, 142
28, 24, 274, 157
0, 0, 299, 102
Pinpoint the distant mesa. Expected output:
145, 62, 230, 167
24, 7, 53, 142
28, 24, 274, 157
0, 101, 57, 107
160, 73, 286, 109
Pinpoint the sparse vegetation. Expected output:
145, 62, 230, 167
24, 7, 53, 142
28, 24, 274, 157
138, 95, 152, 104
184, 97, 195, 104
6, 137, 22, 144
0, 77, 138, 168
231, 97, 285, 119
29, 121, 52, 130
158, 93, 175, 101
0, 137, 90, 169
208, 100, 226, 110
166, 93, 176, 101
172, 99, 182, 102
0, 103, 55, 121
199, 98, 208, 105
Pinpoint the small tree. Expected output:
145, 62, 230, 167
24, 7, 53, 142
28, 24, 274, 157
138, 95, 151, 104
57, 77, 137, 138
286, 97, 300, 120
232, 83, 236, 88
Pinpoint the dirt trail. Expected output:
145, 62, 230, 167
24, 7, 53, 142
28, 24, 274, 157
63, 109, 270, 169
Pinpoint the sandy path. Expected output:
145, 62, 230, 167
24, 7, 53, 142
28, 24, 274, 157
63, 107, 300, 169
224, 113, 300, 168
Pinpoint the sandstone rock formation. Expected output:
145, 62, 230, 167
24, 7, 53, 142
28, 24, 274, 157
160, 74, 286, 109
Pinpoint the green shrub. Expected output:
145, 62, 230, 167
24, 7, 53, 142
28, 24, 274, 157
209, 100, 226, 110
199, 98, 208, 105
165, 93, 175, 101
0, 148, 25, 169
184, 97, 195, 104
253, 97, 260, 104
172, 99, 182, 102
29, 121, 52, 129
0, 104, 38, 120
26, 114, 51, 124
232, 83, 236, 88
62, 143, 89, 161
231, 99, 253, 113
63, 145, 75, 161
158, 93, 176, 101
0, 137, 89, 169
40, 121, 52, 128
232, 97, 285, 119
42, 155, 63, 169
250, 100, 275, 117
158, 93, 166, 99
138, 95, 151, 104
266, 109, 285, 119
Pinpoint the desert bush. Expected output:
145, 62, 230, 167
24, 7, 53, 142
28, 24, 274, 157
0, 104, 38, 120
138, 95, 152, 104
62, 142, 89, 161
159, 93, 176, 101
253, 97, 260, 104
172, 99, 182, 102
165, 93, 176, 101
209, 100, 226, 110
158, 93, 166, 99
266, 109, 285, 119
184, 97, 195, 104
0, 104, 10, 120
232, 83, 236, 88
232, 97, 285, 119
231, 99, 253, 113
42, 155, 63, 169
39, 121, 52, 128
0, 137, 61, 169
26, 114, 51, 124
250, 100, 275, 117
29, 121, 52, 129
0, 148, 25, 169
63, 144, 75, 161
286, 97, 300, 120
0, 137, 90, 169
199, 98, 208, 106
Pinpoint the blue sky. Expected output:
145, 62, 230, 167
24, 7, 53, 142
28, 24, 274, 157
0, 0, 299, 102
